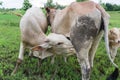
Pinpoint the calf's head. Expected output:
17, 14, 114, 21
109, 28, 120, 43
31, 33, 75, 58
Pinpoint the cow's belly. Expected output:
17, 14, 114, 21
21, 30, 46, 47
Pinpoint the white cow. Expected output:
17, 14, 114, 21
109, 28, 120, 61
12, 7, 75, 75
46, 1, 118, 80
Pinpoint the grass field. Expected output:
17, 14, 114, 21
0, 10, 120, 80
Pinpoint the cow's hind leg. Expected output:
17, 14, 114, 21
12, 42, 25, 75
76, 40, 93, 80
89, 30, 104, 68
70, 16, 98, 80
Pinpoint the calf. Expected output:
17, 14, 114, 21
109, 28, 120, 61
12, 7, 75, 75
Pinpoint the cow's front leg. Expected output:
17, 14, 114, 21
12, 42, 25, 75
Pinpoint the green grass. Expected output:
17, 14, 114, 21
0, 10, 120, 80
0, 12, 21, 27
108, 11, 120, 28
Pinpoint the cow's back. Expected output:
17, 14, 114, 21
51, 7, 70, 36
20, 7, 47, 46
51, 1, 101, 37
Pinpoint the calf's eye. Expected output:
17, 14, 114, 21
57, 42, 63, 45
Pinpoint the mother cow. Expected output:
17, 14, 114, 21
46, 1, 118, 80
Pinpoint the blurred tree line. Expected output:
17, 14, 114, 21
45, 0, 65, 9
0, 0, 120, 11
0, 1, 2, 5
21, 0, 65, 10
77, 0, 120, 11
45, 0, 120, 11
22, 0, 32, 11
101, 3, 120, 11
21, 0, 120, 11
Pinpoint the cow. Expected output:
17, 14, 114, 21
12, 7, 75, 75
108, 28, 120, 61
46, 1, 118, 80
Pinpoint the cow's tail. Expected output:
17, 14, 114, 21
97, 4, 118, 68
96, 3, 119, 80
103, 17, 119, 80
11, 12, 23, 17
103, 18, 118, 68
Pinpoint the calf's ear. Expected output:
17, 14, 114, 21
31, 42, 50, 51
31, 45, 44, 51
110, 30, 113, 34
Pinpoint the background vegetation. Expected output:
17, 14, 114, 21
0, 0, 120, 80
76, 0, 120, 11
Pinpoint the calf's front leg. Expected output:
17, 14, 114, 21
110, 47, 118, 61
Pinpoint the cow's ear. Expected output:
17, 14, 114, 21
45, 7, 50, 13
31, 45, 44, 51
